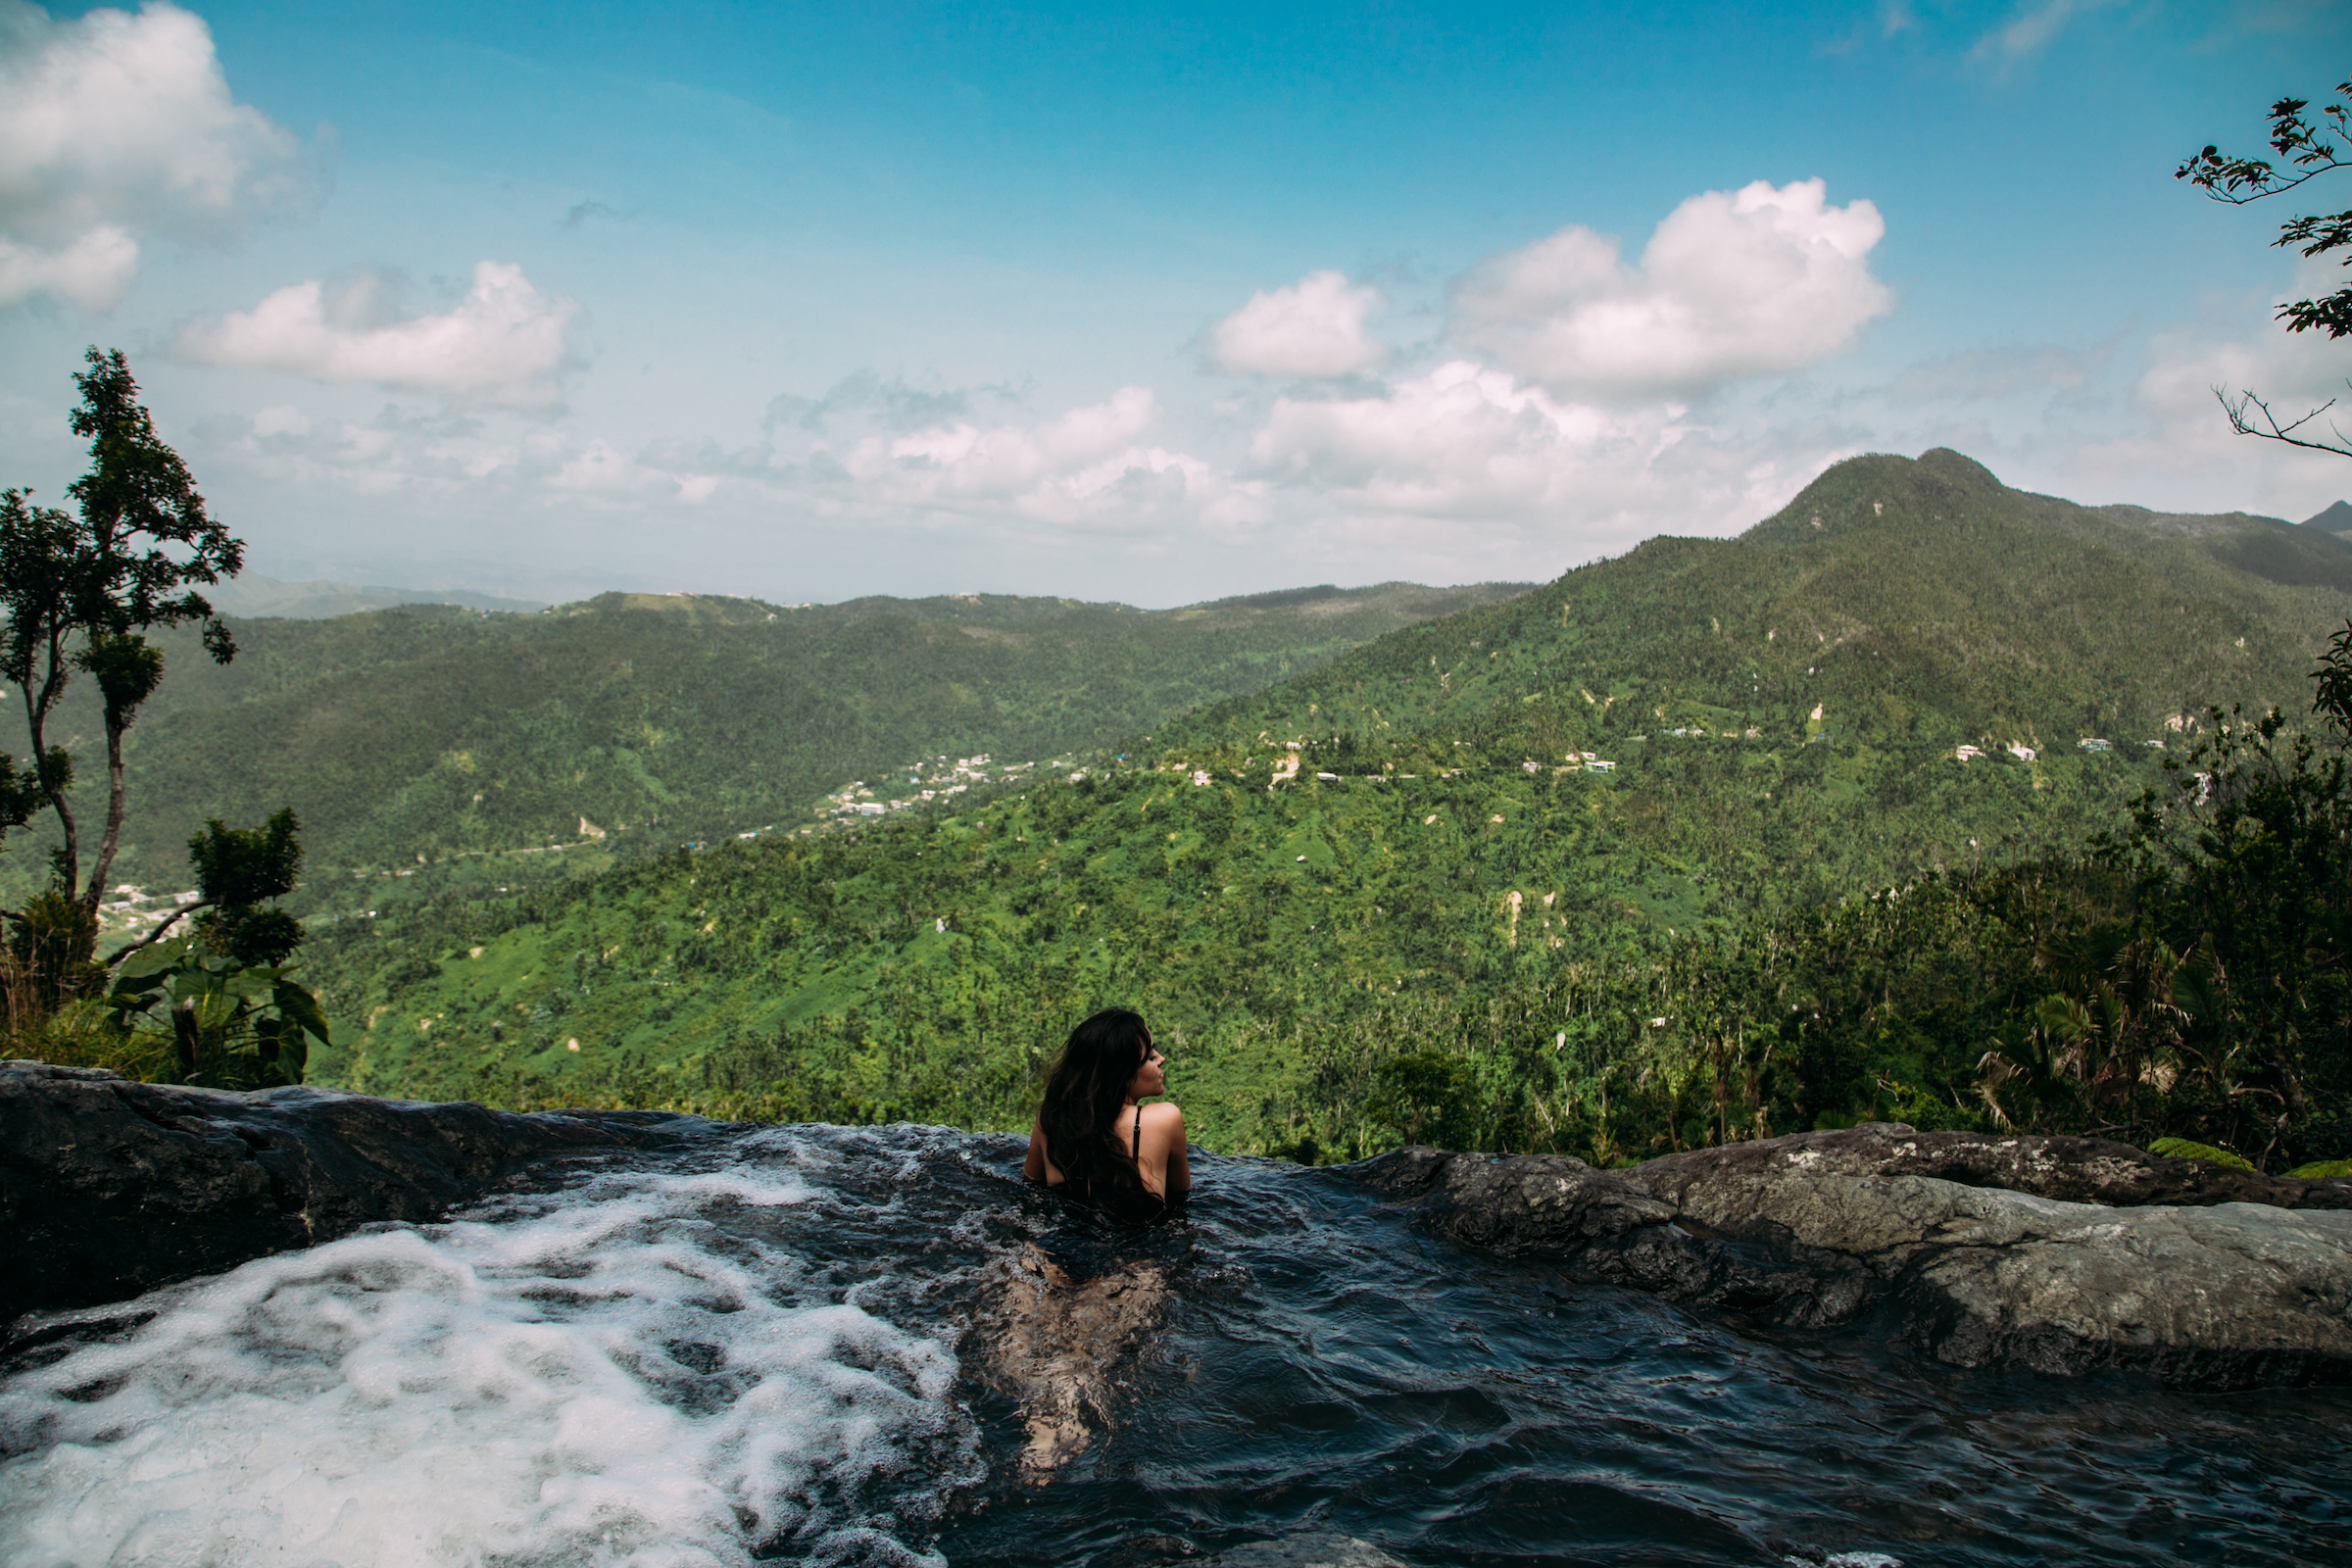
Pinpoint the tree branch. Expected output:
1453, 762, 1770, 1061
101, 897, 210, 966
2216, 384, 2352, 458
2191, 156, 2348, 205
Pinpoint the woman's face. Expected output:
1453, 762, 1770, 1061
1127, 1035, 1165, 1100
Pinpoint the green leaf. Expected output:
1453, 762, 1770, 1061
270, 978, 332, 1046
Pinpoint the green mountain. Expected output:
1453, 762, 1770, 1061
297, 450, 2352, 1152
2305, 499, 2352, 540
0, 580, 1526, 916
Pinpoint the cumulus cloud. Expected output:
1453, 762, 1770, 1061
0, 224, 137, 310
824, 385, 1261, 534
1248, 358, 1846, 545
0, 0, 315, 309
174, 262, 583, 406
1206, 269, 1385, 378
1252, 361, 1619, 517
1448, 178, 1893, 400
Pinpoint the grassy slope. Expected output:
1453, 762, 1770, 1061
0, 580, 1526, 910
301, 451, 2352, 1148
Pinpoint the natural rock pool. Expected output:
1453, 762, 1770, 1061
3, 1123, 2347, 1566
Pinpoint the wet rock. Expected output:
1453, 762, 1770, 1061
0, 1059, 709, 1322
1351, 1144, 1674, 1254
1351, 1125, 2352, 1388
1626, 1122, 2352, 1212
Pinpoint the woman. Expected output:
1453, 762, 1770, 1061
1022, 1007, 1190, 1220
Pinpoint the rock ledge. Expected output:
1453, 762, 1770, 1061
1351, 1124, 2352, 1388
1, 1059, 710, 1322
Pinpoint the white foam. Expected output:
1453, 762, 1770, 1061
0, 1160, 977, 1567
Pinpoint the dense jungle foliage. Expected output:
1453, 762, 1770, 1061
0, 580, 1525, 912
294, 451, 2352, 1174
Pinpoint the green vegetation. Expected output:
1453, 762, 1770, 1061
0, 579, 1526, 924
0, 348, 244, 923
2148, 1139, 2257, 1171
0, 350, 325, 1087
293, 450, 2352, 1172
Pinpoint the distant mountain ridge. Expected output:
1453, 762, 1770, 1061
297, 449, 2352, 1132
2305, 499, 2352, 539
0, 578, 1529, 906
1178, 448, 2352, 760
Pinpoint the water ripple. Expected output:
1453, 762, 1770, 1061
3, 1123, 2346, 1567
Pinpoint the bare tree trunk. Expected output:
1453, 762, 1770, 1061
24, 630, 77, 896
80, 710, 128, 920
100, 898, 209, 965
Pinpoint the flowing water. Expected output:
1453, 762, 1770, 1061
3, 1124, 2347, 1567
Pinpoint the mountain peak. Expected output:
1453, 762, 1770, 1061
1742, 447, 2010, 546
2303, 499, 2352, 536
1912, 447, 2004, 493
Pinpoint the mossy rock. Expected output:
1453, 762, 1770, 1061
2147, 1137, 2255, 1172
2282, 1158, 2352, 1180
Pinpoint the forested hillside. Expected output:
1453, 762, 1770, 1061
0, 580, 1523, 909
300, 451, 2352, 1167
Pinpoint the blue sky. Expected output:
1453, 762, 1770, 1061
2, 0, 2348, 606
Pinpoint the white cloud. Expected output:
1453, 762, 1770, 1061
0, 0, 312, 309
2062, 278, 2352, 517
0, 224, 137, 310
551, 440, 716, 503
1252, 360, 1621, 518
1206, 269, 1385, 378
825, 385, 1262, 534
197, 376, 1253, 540
1448, 178, 1894, 400
1248, 358, 1847, 547
194, 404, 522, 500
174, 262, 582, 407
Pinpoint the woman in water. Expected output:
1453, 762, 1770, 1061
993, 1007, 1188, 1478
1022, 1006, 1190, 1221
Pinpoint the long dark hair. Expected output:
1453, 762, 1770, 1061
1038, 1007, 1152, 1205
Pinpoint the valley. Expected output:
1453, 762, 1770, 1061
283, 450, 2352, 1167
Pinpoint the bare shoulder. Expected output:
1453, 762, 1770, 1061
1140, 1100, 1185, 1130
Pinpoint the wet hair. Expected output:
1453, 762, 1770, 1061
1037, 1007, 1154, 1208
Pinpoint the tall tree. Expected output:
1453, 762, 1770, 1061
0, 348, 244, 930
2180, 75, 2352, 456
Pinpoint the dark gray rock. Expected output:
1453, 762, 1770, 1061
1, 1059, 710, 1322
1623, 1121, 2352, 1211
1349, 1144, 1674, 1253
1351, 1125, 2352, 1388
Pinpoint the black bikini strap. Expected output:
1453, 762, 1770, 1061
1132, 1104, 1142, 1161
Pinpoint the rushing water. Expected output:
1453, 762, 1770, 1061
3, 1124, 2347, 1568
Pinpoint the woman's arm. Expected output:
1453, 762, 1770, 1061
1163, 1105, 1191, 1198
1022, 1118, 1049, 1183
1141, 1102, 1191, 1199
